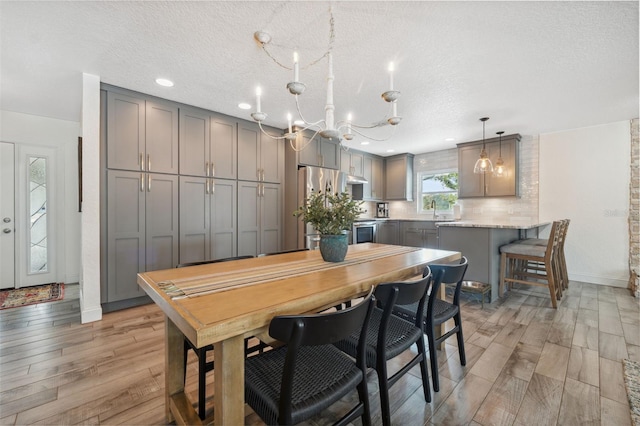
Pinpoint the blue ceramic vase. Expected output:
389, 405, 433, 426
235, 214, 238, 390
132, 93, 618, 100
319, 234, 349, 262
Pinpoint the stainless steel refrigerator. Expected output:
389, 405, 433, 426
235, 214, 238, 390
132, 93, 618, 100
296, 166, 347, 249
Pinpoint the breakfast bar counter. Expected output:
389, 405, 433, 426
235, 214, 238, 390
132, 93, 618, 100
436, 220, 550, 301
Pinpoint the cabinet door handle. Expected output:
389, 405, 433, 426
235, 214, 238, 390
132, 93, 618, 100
205, 161, 209, 177
261, 168, 264, 181
147, 154, 151, 172
140, 173, 144, 192
206, 179, 210, 194
210, 179, 215, 194
140, 152, 144, 171
211, 163, 215, 178
147, 174, 151, 192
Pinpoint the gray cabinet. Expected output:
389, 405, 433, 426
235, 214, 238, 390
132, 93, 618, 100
179, 176, 237, 264
179, 108, 238, 180
107, 92, 178, 174
401, 221, 438, 249
385, 154, 414, 201
377, 221, 400, 245
297, 132, 341, 170
238, 181, 282, 256
106, 170, 179, 302
238, 121, 284, 183
438, 225, 520, 301
340, 150, 364, 177
352, 154, 384, 201
458, 134, 520, 198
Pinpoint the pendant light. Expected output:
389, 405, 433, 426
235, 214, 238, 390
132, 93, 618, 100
493, 131, 506, 177
473, 117, 493, 174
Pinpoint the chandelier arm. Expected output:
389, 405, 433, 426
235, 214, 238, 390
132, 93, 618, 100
294, 95, 326, 129
257, 122, 287, 140
288, 128, 323, 152
349, 125, 397, 142
351, 121, 390, 130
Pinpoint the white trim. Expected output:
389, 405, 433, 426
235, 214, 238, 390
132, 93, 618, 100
569, 273, 629, 288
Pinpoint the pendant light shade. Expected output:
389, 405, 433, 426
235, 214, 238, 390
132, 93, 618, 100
493, 131, 506, 177
473, 117, 493, 174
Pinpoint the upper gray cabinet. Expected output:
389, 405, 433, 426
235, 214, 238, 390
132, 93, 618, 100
340, 149, 364, 177
296, 132, 341, 170
107, 92, 178, 174
179, 108, 238, 180
385, 153, 414, 201
238, 121, 284, 183
457, 134, 520, 198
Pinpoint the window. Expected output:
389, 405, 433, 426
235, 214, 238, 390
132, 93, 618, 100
419, 171, 458, 213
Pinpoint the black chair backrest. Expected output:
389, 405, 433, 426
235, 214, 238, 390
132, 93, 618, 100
374, 273, 432, 346
426, 256, 469, 307
176, 255, 254, 268
269, 287, 375, 347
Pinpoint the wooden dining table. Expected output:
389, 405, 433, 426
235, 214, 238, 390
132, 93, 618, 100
137, 243, 461, 425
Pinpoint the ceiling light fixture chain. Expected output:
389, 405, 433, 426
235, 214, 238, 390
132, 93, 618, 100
250, 7, 401, 152
493, 130, 506, 177
473, 117, 494, 174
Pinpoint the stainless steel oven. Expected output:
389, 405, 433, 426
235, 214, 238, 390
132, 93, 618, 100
352, 221, 377, 244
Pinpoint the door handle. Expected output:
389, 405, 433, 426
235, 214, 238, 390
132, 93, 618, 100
147, 174, 151, 192
140, 173, 144, 192
2, 217, 10, 223
140, 152, 144, 171
2, 228, 11, 234
205, 161, 209, 177
147, 154, 151, 172
211, 163, 215, 178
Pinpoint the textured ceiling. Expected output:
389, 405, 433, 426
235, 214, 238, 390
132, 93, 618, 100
1, 1, 638, 155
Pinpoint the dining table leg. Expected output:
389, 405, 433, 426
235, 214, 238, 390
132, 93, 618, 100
165, 316, 185, 423
214, 334, 245, 425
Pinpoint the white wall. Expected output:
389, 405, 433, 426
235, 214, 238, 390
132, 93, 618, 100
0, 110, 81, 284
539, 121, 631, 287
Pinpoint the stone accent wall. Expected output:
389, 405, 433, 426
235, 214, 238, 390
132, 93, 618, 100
630, 118, 639, 297
389, 135, 539, 223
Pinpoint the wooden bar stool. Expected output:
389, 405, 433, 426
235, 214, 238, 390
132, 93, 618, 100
499, 221, 562, 308
519, 219, 570, 292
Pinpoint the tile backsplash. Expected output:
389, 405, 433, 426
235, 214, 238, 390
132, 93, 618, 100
383, 135, 540, 222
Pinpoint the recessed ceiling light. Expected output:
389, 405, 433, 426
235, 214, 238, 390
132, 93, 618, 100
445, 137, 456, 142
238, 103, 251, 110
386, 149, 395, 153
360, 141, 370, 146
155, 78, 174, 87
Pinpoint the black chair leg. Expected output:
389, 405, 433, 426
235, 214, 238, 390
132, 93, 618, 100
356, 377, 372, 426
376, 359, 392, 426
417, 337, 432, 402
454, 314, 466, 365
197, 347, 207, 419
427, 326, 440, 392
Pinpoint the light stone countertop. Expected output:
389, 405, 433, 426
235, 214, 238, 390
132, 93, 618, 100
356, 217, 550, 230
435, 220, 551, 230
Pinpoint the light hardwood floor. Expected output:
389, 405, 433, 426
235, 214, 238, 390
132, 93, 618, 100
1, 281, 638, 425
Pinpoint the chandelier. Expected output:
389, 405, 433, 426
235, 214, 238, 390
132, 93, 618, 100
250, 9, 401, 151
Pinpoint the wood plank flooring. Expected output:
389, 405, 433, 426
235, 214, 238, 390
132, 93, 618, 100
0, 281, 638, 425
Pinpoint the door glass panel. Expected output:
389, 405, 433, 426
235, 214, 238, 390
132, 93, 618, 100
29, 156, 47, 273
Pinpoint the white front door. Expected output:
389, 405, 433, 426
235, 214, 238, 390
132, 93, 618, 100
16, 145, 58, 288
0, 142, 16, 289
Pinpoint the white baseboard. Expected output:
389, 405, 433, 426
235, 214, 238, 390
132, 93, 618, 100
569, 273, 628, 288
80, 306, 102, 324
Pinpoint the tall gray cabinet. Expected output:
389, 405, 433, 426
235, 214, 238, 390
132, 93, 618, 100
104, 89, 180, 305
237, 121, 283, 256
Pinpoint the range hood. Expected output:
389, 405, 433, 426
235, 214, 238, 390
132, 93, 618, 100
346, 174, 368, 184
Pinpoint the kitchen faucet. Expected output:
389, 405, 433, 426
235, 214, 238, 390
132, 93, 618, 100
431, 200, 437, 219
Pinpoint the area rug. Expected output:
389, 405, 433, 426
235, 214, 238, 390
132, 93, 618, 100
0, 283, 64, 310
623, 359, 640, 426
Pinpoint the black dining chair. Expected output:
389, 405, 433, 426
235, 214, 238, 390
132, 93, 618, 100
393, 257, 469, 392
176, 255, 263, 419
334, 273, 432, 426
244, 288, 376, 425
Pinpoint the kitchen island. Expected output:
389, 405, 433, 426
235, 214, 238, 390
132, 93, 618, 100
436, 220, 550, 302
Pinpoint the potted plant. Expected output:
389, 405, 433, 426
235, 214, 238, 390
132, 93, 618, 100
294, 191, 364, 262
